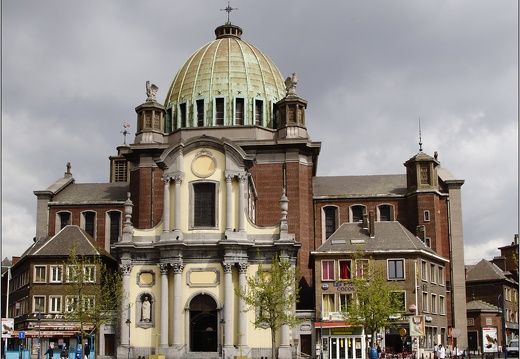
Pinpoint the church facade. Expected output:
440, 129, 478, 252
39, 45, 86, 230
29, 20, 467, 359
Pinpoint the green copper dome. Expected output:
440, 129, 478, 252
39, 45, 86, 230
164, 23, 286, 131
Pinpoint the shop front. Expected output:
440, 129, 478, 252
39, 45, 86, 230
316, 321, 366, 359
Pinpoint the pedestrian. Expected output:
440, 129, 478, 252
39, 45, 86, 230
439, 345, 446, 359
44, 345, 54, 359
84, 342, 90, 359
60, 346, 68, 359
434, 343, 438, 359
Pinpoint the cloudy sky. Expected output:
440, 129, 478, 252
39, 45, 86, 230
2, 1, 518, 264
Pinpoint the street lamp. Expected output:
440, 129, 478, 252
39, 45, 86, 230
37, 308, 41, 359
498, 294, 507, 359
126, 304, 131, 359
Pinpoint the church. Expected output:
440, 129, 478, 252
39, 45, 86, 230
30, 17, 467, 359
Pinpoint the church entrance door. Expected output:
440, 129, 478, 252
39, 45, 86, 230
190, 294, 218, 352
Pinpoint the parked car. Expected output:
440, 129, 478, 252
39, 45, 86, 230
506, 339, 519, 357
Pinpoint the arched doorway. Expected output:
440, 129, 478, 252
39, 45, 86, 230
190, 294, 218, 352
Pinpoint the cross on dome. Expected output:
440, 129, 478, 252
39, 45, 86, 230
220, 1, 237, 23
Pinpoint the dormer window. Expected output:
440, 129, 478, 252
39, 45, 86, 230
179, 103, 187, 127
235, 98, 244, 125
196, 99, 204, 127
215, 98, 225, 125
255, 100, 264, 126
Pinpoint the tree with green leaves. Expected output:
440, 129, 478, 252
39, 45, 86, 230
342, 257, 404, 349
63, 247, 124, 351
235, 253, 301, 359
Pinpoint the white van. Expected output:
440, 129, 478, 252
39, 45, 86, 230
506, 339, 519, 357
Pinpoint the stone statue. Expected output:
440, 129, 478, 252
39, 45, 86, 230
146, 81, 159, 102
141, 296, 151, 322
285, 73, 298, 96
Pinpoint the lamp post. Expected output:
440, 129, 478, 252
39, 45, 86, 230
498, 294, 507, 359
126, 304, 131, 359
37, 308, 41, 359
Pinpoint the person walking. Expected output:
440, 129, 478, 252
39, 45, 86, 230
83, 342, 90, 359
44, 345, 54, 359
439, 345, 446, 359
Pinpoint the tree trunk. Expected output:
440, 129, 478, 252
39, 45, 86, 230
271, 328, 277, 359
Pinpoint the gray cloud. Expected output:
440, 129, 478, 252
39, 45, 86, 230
2, 0, 517, 264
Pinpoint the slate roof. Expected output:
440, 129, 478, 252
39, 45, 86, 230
312, 221, 445, 261
466, 300, 500, 312
22, 225, 114, 260
313, 175, 407, 198
50, 182, 129, 204
465, 259, 507, 282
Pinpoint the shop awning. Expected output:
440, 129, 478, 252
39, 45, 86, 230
314, 321, 349, 328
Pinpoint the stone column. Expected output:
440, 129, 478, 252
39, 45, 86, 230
172, 262, 184, 348
222, 262, 233, 348
120, 262, 133, 346
238, 174, 247, 232
173, 176, 182, 231
225, 175, 233, 232
158, 263, 169, 347
238, 262, 249, 347
162, 177, 171, 233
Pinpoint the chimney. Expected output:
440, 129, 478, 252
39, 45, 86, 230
362, 213, 368, 229
491, 256, 506, 271
514, 234, 519, 245
369, 211, 375, 238
416, 225, 426, 241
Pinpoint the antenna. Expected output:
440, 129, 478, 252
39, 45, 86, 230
220, 1, 237, 23
121, 123, 130, 145
418, 117, 423, 152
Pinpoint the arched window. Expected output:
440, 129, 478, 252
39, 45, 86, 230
323, 206, 338, 239
377, 204, 395, 221
350, 205, 366, 223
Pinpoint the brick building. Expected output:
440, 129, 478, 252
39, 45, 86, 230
7, 226, 119, 356
18, 20, 467, 359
